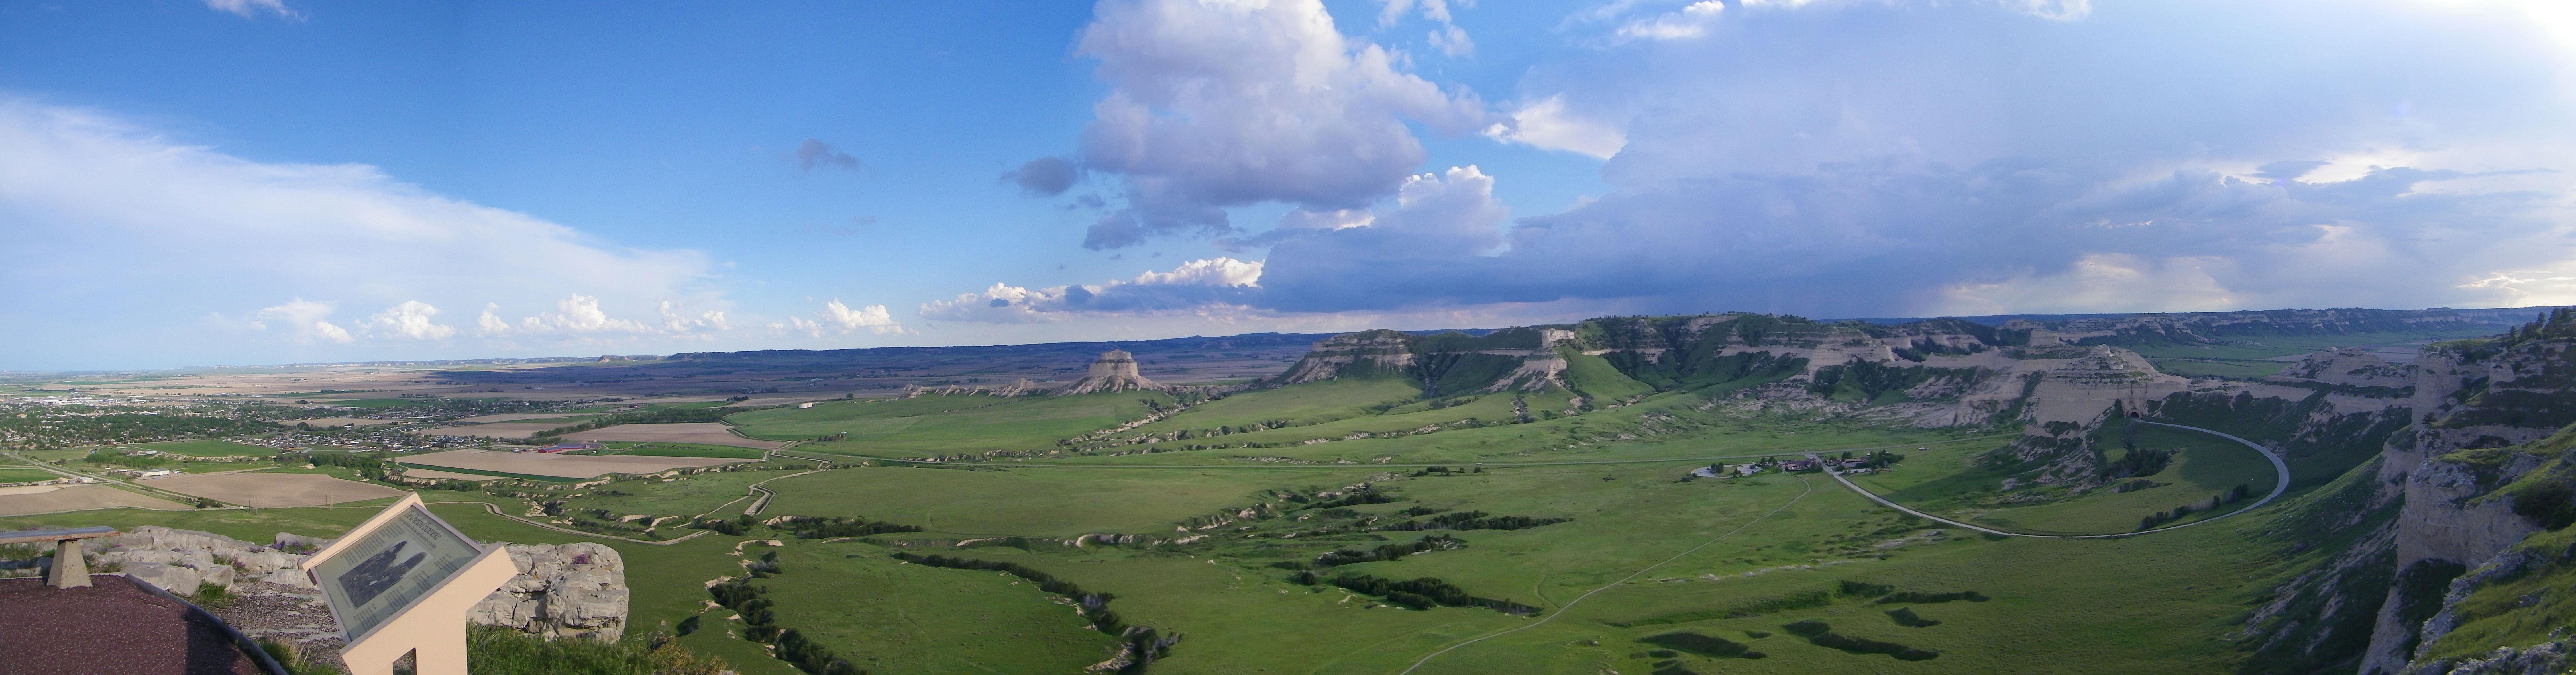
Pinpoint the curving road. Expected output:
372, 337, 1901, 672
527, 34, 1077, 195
1819, 420, 2292, 539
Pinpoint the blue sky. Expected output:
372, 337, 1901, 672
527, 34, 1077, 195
4, 0, 2573, 368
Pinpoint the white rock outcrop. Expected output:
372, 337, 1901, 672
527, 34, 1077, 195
467, 542, 629, 642
1059, 350, 1165, 394
71, 526, 327, 594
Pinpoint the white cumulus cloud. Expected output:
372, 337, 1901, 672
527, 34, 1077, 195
518, 294, 654, 334
0, 99, 716, 363
921, 257, 1269, 324
1484, 96, 1628, 159
360, 301, 456, 341
253, 299, 352, 345
1071, 0, 1490, 249
823, 300, 903, 334
203, 0, 301, 20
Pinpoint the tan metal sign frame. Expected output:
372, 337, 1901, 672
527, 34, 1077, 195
299, 493, 517, 675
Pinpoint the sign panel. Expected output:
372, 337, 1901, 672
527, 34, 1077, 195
311, 500, 486, 643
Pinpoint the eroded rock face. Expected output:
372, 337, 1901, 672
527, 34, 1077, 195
2405, 640, 2572, 675
468, 543, 629, 642
1059, 350, 1166, 394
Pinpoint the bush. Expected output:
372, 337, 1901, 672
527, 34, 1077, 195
2510, 478, 2576, 531
256, 638, 337, 675
190, 581, 234, 608
1328, 573, 1540, 615
1836, 580, 1894, 598
1874, 590, 1988, 604
1886, 607, 1941, 627
1808, 631, 1940, 660
464, 625, 734, 675
1638, 631, 1762, 658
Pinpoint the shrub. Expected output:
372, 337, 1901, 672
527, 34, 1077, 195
1808, 630, 1940, 660
464, 625, 733, 675
2510, 478, 2576, 531
1886, 607, 1941, 627
1638, 631, 1760, 658
1874, 590, 1988, 604
1836, 580, 1894, 598
1725, 589, 1833, 617
190, 581, 235, 608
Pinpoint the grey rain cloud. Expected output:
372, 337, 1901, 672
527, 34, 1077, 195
1006, 157, 1079, 197
986, 0, 2576, 321
793, 138, 861, 172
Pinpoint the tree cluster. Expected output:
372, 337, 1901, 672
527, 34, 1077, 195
1375, 511, 1571, 532
888, 551, 1177, 671
708, 568, 860, 674
782, 516, 922, 539
1313, 534, 1463, 566
1783, 619, 1939, 661
1301, 572, 1540, 615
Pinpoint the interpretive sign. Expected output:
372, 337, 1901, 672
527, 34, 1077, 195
301, 492, 518, 675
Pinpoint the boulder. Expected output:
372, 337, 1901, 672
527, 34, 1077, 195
80, 526, 306, 593
187, 561, 236, 589
468, 543, 629, 641
260, 568, 317, 588
232, 550, 306, 575
125, 562, 203, 595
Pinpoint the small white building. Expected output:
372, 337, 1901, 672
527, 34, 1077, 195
135, 469, 178, 478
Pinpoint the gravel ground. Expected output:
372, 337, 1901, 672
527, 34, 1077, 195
203, 580, 350, 673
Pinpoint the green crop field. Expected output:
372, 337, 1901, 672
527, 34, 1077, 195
0, 468, 61, 483
124, 439, 278, 457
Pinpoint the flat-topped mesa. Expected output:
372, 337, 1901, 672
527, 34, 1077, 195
1059, 350, 1165, 394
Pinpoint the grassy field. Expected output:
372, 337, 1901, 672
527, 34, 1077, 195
745, 543, 1121, 674
1854, 424, 2281, 536
552, 469, 793, 522
1117, 378, 1423, 437
611, 443, 770, 459
0, 367, 2378, 675
392, 462, 584, 483
123, 439, 279, 457
761, 465, 1379, 537
737, 392, 1175, 458
0, 468, 62, 483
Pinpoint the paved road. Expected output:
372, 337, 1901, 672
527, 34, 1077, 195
1818, 420, 2293, 539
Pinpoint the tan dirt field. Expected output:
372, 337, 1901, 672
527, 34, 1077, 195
137, 472, 408, 508
398, 449, 746, 480
420, 423, 567, 439
401, 467, 506, 481
558, 423, 789, 449
0, 484, 190, 516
